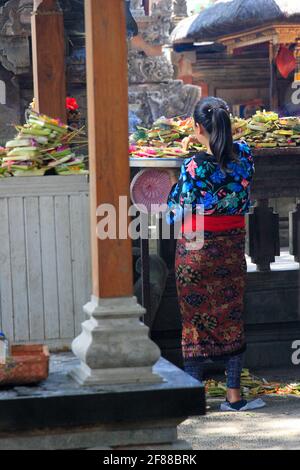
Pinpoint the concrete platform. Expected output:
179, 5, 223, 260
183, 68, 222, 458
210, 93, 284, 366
0, 354, 205, 450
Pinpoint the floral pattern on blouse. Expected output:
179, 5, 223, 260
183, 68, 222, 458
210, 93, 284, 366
167, 141, 255, 223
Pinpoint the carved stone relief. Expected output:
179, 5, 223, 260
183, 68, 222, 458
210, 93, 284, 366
172, 0, 187, 18
0, 0, 199, 132
0, 0, 32, 74
129, 80, 200, 128
0, 0, 32, 36
129, 0, 199, 128
130, 0, 145, 17
128, 50, 174, 84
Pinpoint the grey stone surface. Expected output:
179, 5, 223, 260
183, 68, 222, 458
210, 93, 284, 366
0, 421, 181, 450
178, 369, 300, 450
0, 353, 202, 400
0, 353, 203, 450
179, 395, 300, 450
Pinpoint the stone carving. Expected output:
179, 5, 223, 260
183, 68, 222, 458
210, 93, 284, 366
172, 0, 187, 18
0, 36, 30, 74
128, 50, 174, 84
147, 80, 200, 120
130, 0, 145, 17
129, 86, 153, 128
129, 80, 200, 127
148, 0, 173, 45
129, 109, 141, 133
0, 0, 32, 74
0, 0, 32, 37
128, 0, 199, 127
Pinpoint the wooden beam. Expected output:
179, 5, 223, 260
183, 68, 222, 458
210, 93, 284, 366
31, 0, 66, 122
85, 0, 133, 298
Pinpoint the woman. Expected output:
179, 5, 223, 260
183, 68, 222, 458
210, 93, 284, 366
167, 97, 265, 412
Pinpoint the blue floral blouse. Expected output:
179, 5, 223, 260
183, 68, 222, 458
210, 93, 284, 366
167, 141, 255, 223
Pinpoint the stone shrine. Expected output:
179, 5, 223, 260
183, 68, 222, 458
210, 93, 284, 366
129, 0, 199, 127
0, 0, 199, 139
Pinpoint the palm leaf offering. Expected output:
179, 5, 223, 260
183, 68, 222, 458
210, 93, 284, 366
206, 369, 300, 399
129, 116, 204, 159
232, 111, 300, 148
0, 111, 88, 177
129, 111, 300, 159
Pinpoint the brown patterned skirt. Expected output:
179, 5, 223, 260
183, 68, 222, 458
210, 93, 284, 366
175, 228, 247, 360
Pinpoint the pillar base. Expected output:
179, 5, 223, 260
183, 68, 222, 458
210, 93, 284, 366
70, 362, 163, 386
70, 296, 163, 386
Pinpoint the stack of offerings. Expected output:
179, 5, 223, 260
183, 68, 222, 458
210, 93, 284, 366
129, 116, 204, 158
231, 111, 300, 148
1, 111, 87, 176
129, 111, 300, 159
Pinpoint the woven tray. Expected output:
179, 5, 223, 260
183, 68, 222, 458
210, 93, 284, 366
0, 344, 50, 387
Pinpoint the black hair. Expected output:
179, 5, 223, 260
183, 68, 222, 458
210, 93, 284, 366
193, 97, 236, 171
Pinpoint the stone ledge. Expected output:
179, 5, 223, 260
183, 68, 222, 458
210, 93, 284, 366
0, 355, 205, 435
0, 421, 190, 451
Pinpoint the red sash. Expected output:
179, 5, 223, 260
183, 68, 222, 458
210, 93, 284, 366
182, 215, 246, 233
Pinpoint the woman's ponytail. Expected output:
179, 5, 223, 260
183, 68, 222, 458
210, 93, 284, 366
210, 107, 234, 171
193, 97, 235, 171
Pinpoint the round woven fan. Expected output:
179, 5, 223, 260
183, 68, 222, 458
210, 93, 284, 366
130, 169, 173, 214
